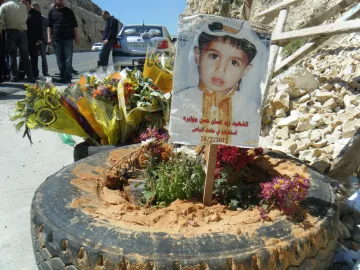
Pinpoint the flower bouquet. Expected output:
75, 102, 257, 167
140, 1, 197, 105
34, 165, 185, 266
10, 82, 90, 143
143, 51, 174, 93
11, 70, 171, 146
75, 72, 122, 145
118, 69, 171, 143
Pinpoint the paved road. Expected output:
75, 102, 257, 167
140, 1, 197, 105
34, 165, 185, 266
0, 51, 114, 96
0, 52, 111, 270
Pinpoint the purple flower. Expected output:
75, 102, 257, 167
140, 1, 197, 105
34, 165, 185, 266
260, 174, 311, 216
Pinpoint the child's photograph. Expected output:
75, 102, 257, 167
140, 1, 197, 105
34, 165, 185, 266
169, 15, 270, 147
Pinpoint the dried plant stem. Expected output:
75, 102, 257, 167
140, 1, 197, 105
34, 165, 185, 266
267, 201, 276, 213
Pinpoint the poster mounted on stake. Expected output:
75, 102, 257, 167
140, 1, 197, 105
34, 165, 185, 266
169, 15, 270, 147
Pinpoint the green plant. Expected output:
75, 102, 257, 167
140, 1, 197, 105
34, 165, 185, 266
282, 39, 308, 58
212, 146, 263, 210
213, 172, 261, 210
143, 152, 205, 206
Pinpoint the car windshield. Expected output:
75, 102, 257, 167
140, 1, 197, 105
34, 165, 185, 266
120, 26, 163, 37
94, 43, 102, 46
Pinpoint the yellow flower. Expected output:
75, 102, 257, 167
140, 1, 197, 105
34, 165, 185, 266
89, 76, 96, 83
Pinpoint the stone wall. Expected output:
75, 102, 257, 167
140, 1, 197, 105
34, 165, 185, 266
31, 0, 122, 50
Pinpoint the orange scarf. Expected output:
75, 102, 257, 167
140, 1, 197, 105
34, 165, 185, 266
199, 82, 237, 144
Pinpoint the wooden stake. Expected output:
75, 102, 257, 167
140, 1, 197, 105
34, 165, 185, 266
203, 144, 218, 206
220, 0, 231, 18
299, 0, 357, 29
274, 1, 360, 76
260, 9, 288, 115
241, 0, 254, 21
255, 0, 302, 23
274, 40, 318, 76
272, 19, 360, 45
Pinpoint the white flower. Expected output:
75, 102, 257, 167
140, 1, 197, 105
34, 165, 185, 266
141, 138, 155, 146
177, 146, 197, 159
163, 92, 171, 100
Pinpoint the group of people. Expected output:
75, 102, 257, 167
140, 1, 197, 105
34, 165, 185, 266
0, 0, 121, 85
0, 0, 80, 84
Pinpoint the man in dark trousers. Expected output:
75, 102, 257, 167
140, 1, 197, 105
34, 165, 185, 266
32, 2, 49, 76
0, 0, 5, 83
0, 0, 34, 82
21, 0, 43, 79
97, 11, 118, 71
48, 0, 80, 83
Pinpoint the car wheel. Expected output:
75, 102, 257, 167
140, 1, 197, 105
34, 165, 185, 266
31, 146, 338, 269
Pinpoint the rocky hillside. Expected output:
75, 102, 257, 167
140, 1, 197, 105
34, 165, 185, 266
34, 0, 122, 49
261, 32, 360, 172
184, 0, 339, 30
183, 0, 245, 18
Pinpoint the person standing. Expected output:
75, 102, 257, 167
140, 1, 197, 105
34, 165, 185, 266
21, 0, 42, 79
0, 0, 5, 83
97, 11, 118, 71
0, 0, 34, 82
48, 0, 80, 83
32, 2, 49, 76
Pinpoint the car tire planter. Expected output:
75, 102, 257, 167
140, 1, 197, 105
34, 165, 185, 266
31, 146, 339, 270
73, 142, 117, 162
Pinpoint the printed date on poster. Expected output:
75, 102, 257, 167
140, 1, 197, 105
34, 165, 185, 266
201, 136, 228, 144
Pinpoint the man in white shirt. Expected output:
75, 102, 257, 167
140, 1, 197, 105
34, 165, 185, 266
0, 0, 34, 82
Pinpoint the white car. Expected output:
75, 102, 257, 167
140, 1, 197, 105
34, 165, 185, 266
91, 43, 103, 52
113, 24, 176, 67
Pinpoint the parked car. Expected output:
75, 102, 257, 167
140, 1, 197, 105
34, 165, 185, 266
113, 24, 176, 68
92, 43, 103, 52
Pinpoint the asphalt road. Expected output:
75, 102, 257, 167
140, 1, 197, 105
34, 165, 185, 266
0, 51, 113, 96
0, 51, 110, 270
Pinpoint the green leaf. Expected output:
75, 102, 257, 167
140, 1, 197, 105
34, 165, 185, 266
150, 91, 161, 97
9, 114, 23, 121
228, 199, 240, 210
15, 121, 25, 131
143, 190, 155, 202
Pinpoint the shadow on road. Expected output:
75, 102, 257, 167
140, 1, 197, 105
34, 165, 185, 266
0, 94, 26, 100
0, 82, 26, 89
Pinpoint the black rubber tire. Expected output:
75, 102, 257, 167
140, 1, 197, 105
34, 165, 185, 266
73, 142, 118, 162
31, 146, 339, 270
73, 142, 90, 162
88, 145, 116, 157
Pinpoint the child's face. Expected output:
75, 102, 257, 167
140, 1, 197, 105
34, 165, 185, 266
195, 39, 253, 93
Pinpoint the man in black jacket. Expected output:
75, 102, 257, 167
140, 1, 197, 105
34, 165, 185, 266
0, 0, 5, 83
32, 2, 49, 76
21, 0, 43, 79
97, 11, 118, 71
48, 0, 80, 83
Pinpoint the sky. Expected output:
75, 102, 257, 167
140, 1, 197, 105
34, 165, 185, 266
92, 0, 187, 35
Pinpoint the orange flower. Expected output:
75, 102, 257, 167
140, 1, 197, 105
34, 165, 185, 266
93, 89, 102, 98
